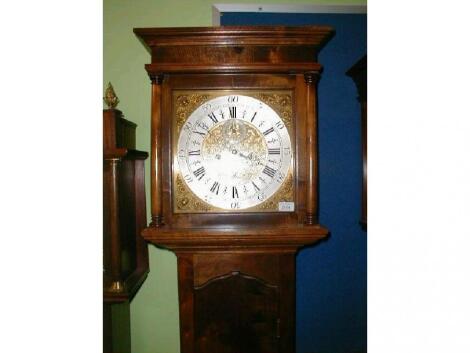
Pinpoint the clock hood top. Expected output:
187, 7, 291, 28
134, 25, 335, 75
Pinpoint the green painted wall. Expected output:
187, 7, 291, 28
103, 1, 366, 352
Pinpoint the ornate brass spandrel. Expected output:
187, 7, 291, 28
253, 93, 293, 130
103, 82, 120, 109
255, 173, 294, 211
175, 93, 211, 134
175, 174, 212, 212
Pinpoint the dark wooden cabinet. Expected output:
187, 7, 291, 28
346, 55, 367, 229
176, 252, 296, 353
194, 268, 279, 353
103, 106, 149, 352
134, 26, 334, 353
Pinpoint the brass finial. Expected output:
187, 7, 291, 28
103, 82, 120, 109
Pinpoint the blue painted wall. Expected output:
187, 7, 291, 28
221, 13, 367, 353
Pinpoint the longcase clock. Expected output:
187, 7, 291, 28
134, 26, 334, 353
102, 85, 149, 352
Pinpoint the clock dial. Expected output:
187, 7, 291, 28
176, 95, 292, 210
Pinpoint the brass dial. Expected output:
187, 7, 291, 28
175, 93, 294, 212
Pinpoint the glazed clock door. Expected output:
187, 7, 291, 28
176, 94, 292, 212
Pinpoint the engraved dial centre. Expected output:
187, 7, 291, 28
201, 120, 268, 185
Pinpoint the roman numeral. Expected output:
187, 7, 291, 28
232, 186, 239, 198
262, 165, 276, 178
193, 166, 206, 180
252, 181, 260, 191
192, 130, 206, 136
229, 106, 237, 119
251, 112, 257, 122
263, 127, 274, 136
268, 148, 281, 155
188, 150, 200, 156
210, 181, 220, 194
208, 112, 218, 124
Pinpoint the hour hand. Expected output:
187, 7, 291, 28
239, 152, 254, 161
238, 151, 248, 159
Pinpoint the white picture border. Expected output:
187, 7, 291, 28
212, 3, 367, 25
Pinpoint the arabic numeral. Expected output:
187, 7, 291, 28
227, 96, 238, 103
183, 122, 193, 132
230, 202, 240, 209
184, 174, 193, 183
276, 172, 286, 183
196, 120, 209, 131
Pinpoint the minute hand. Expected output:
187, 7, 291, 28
238, 152, 253, 160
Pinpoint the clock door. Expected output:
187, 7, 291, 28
194, 271, 279, 353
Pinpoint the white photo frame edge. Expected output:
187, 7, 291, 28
212, 3, 367, 26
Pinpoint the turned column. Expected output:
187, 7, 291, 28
106, 158, 123, 291
149, 74, 164, 227
304, 72, 321, 225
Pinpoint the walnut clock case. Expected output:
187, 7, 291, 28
134, 26, 334, 353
